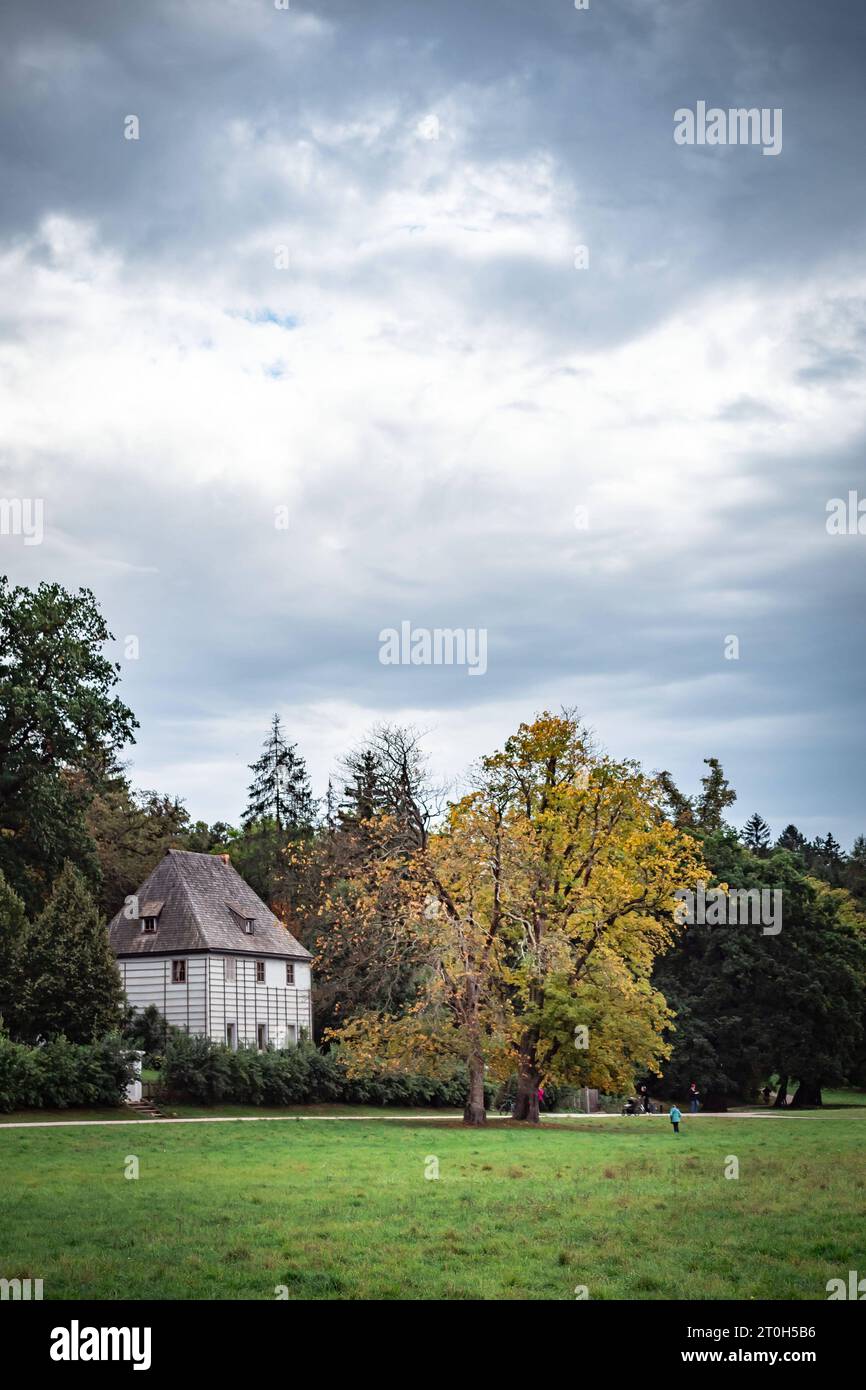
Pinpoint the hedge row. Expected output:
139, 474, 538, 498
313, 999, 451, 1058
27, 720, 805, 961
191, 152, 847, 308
160, 1033, 493, 1109
0, 1034, 137, 1112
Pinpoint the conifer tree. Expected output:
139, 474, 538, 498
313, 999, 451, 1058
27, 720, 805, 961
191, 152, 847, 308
19, 862, 124, 1043
236, 716, 315, 905
695, 757, 737, 830
0, 869, 29, 1038
242, 714, 314, 833
742, 812, 771, 854
776, 823, 808, 855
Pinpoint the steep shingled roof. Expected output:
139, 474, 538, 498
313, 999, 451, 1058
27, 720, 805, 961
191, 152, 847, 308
108, 849, 311, 960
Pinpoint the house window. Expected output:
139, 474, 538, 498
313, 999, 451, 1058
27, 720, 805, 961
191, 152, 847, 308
285, 962, 295, 986
226, 1022, 237, 1050
142, 917, 157, 934
225, 957, 236, 983
287, 1025, 297, 1047
256, 1023, 267, 1051
171, 959, 187, 985
244, 918, 255, 935
255, 960, 265, 984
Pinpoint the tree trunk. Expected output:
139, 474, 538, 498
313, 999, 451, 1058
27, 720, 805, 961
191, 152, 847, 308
463, 1051, 487, 1126
511, 1049, 540, 1123
772, 1075, 788, 1108
790, 1079, 822, 1109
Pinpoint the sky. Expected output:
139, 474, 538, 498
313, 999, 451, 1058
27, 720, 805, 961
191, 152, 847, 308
0, 0, 864, 845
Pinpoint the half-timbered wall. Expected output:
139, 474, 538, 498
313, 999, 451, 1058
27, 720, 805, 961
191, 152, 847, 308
118, 954, 312, 1047
207, 955, 312, 1047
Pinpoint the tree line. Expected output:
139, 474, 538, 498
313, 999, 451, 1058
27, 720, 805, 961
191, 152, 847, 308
2, 576, 865, 1123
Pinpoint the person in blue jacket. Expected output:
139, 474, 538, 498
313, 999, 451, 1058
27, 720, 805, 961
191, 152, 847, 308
669, 1104, 682, 1134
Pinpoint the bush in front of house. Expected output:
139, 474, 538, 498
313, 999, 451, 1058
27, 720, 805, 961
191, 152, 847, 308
0, 1033, 137, 1112
123, 1003, 172, 1065
159, 1034, 494, 1109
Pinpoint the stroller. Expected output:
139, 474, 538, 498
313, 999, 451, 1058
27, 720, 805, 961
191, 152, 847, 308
622, 1096, 656, 1116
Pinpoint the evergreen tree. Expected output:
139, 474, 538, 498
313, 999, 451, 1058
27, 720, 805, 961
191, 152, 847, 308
236, 716, 315, 905
0, 869, 29, 1038
817, 832, 845, 867
845, 835, 866, 907
242, 714, 314, 833
19, 862, 125, 1043
657, 770, 695, 828
695, 757, 737, 830
653, 832, 866, 1106
657, 757, 736, 832
807, 832, 846, 887
776, 823, 808, 856
742, 812, 771, 853
339, 749, 385, 831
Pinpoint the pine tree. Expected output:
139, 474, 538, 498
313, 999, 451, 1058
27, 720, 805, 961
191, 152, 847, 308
339, 749, 385, 831
695, 758, 737, 830
850, 835, 866, 866
19, 862, 125, 1043
818, 832, 844, 867
0, 869, 29, 1038
776, 824, 808, 855
242, 714, 314, 834
235, 716, 315, 905
742, 812, 771, 854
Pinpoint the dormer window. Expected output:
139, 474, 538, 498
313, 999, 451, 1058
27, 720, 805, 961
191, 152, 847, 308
227, 901, 256, 935
139, 900, 164, 934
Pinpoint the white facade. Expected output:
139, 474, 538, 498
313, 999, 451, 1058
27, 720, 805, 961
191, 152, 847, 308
118, 952, 313, 1049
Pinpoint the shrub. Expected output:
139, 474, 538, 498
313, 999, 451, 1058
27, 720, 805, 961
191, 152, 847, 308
159, 1036, 493, 1110
0, 1033, 136, 1112
123, 1004, 171, 1064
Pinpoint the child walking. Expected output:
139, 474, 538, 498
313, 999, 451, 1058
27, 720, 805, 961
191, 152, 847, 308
669, 1104, 682, 1135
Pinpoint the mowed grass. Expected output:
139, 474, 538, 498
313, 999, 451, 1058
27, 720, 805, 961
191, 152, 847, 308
1, 1107, 864, 1300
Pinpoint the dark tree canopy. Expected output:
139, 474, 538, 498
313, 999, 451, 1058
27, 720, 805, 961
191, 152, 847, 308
0, 869, 28, 1038
0, 578, 137, 912
653, 832, 866, 1106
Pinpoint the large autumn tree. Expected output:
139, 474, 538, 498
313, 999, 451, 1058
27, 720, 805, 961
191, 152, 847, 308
295, 725, 441, 1038
331, 713, 704, 1125
329, 780, 515, 1125
481, 713, 706, 1120
0, 578, 137, 913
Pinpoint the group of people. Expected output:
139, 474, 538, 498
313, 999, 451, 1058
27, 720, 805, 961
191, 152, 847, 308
626, 1081, 701, 1134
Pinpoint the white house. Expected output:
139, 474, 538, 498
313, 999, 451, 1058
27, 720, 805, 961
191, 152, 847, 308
108, 849, 313, 1049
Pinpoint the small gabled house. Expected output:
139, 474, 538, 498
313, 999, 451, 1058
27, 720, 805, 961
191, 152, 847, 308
108, 849, 313, 1049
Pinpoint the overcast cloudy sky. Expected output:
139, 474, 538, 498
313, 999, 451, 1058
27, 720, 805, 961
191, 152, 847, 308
1, 0, 864, 843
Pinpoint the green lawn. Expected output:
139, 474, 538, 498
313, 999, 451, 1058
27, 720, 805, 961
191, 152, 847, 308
1, 1105, 864, 1299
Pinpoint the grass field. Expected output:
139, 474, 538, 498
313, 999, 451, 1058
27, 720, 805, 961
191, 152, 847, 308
1, 1102, 864, 1300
